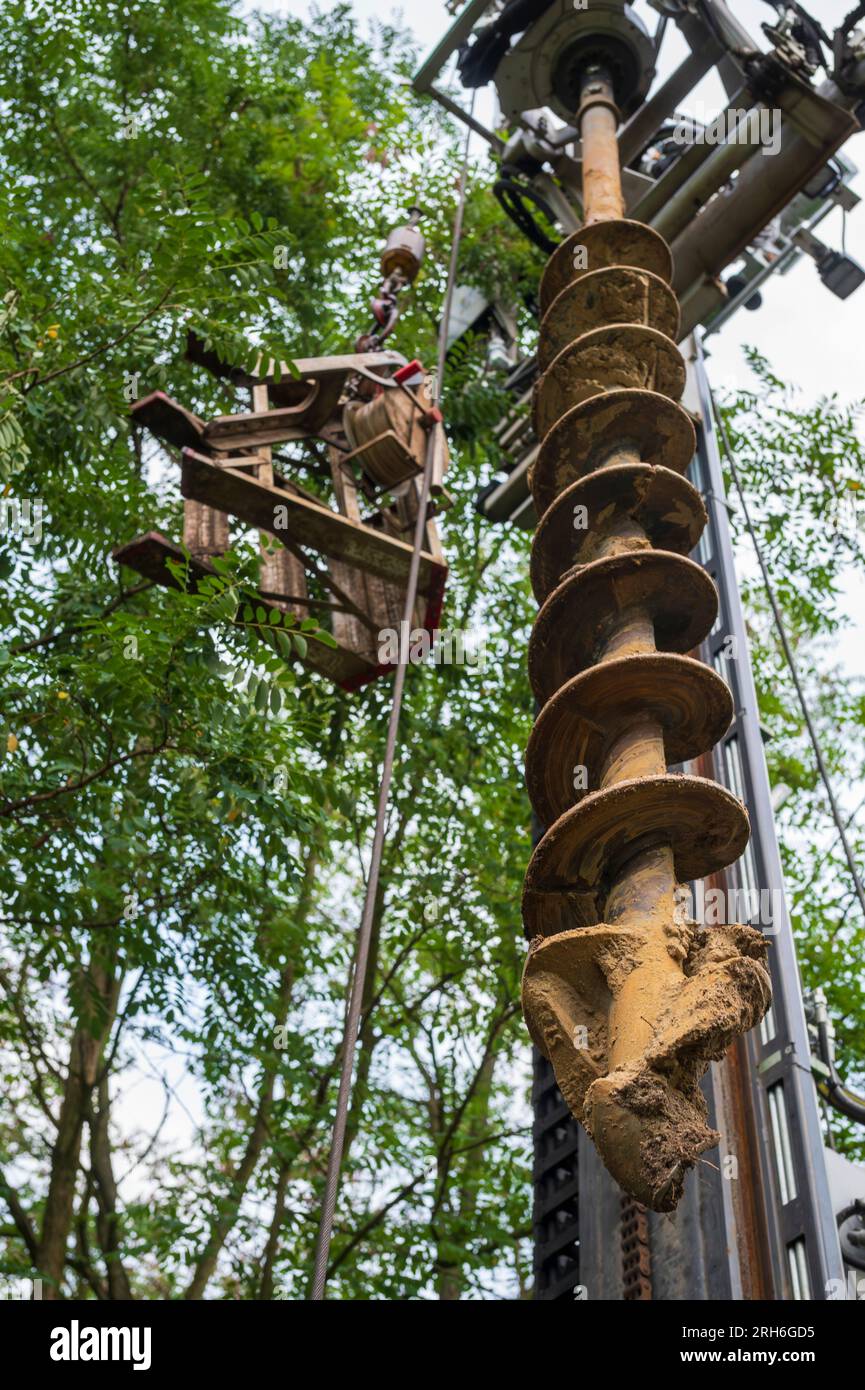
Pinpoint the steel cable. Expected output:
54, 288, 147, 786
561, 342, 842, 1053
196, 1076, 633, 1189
309, 99, 475, 1301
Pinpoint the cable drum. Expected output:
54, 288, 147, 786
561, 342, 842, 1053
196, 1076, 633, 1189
343, 382, 448, 491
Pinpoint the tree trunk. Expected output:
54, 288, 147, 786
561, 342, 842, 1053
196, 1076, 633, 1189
89, 1072, 134, 1299
37, 955, 120, 1298
258, 1159, 291, 1300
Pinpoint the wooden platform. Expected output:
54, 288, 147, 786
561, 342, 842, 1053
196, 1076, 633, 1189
120, 355, 448, 692
180, 448, 448, 613
112, 531, 377, 689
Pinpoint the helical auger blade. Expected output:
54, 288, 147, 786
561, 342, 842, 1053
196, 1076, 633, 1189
521, 72, 772, 1214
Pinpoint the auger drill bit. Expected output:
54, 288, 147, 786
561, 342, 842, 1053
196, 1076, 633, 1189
520, 67, 772, 1213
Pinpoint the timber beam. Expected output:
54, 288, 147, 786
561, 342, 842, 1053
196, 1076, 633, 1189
179, 447, 447, 608
185, 332, 405, 420
131, 393, 209, 453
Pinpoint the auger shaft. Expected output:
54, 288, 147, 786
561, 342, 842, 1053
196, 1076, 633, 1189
604, 845, 680, 1069
520, 66, 771, 1211
579, 71, 625, 225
